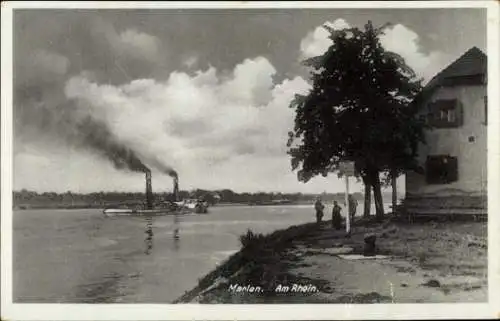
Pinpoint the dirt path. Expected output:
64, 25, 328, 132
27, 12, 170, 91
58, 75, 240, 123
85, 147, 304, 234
277, 220, 487, 303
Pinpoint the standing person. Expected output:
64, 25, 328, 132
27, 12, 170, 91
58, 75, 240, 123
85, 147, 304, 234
348, 194, 358, 224
331, 201, 343, 230
314, 197, 325, 224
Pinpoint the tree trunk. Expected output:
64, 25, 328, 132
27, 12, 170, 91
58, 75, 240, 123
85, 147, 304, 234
363, 177, 371, 217
391, 169, 397, 215
371, 172, 385, 221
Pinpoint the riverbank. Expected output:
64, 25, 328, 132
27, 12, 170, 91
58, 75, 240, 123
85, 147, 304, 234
174, 215, 487, 303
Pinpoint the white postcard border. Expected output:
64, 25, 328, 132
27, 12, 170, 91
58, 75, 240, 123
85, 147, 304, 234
1, 1, 499, 320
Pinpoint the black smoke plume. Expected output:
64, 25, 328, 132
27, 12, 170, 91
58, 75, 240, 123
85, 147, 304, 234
75, 116, 150, 173
166, 169, 178, 179
14, 77, 179, 177
146, 155, 178, 178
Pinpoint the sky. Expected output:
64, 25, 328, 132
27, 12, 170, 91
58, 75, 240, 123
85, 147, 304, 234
12, 7, 487, 194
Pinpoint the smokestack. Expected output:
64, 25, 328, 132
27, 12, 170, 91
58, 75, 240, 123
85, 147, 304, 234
173, 176, 179, 202
145, 170, 153, 210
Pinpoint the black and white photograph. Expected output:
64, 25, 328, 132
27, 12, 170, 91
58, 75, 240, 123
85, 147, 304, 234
1, 1, 499, 320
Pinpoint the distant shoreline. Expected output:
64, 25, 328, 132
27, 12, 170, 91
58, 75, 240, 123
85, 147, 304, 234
12, 200, 401, 211
12, 190, 405, 212
12, 202, 311, 210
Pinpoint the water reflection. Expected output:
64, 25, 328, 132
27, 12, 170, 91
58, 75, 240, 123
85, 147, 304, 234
143, 213, 183, 254
173, 235, 180, 252
173, 212, 180, 239
144, 217, 154, 255
173, 212, 180, 252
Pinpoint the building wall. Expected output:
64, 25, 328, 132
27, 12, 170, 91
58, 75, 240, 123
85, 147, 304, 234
406, 84, 487, 196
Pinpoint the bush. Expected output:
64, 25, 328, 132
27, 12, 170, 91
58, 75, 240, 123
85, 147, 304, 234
239, 229, 265, 249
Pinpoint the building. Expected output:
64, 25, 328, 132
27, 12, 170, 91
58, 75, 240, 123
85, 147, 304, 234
404, 47, 487, 216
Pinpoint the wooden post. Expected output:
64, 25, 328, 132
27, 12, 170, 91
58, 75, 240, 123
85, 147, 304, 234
345, 175, 351, 234
340, 161, 355, 235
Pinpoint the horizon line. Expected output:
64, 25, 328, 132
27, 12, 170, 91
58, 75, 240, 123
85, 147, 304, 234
12, 188, 403, 195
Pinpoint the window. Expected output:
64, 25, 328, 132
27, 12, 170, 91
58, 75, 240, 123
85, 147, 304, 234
427, 99, 462, 128
447, 109, 456, 122
439, 109, 456, 123
426, 155, 458, 184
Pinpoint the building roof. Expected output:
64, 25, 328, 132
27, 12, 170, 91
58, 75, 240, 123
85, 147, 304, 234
412, 47, 487, 107
426, 46, 487, 88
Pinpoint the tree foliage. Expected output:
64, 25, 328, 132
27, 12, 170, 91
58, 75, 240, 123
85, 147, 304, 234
287, 21, 426, 219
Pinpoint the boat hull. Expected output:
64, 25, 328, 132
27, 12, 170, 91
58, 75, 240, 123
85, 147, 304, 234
103, 208, 189, 216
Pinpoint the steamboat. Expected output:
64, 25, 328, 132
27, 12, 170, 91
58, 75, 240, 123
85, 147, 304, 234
103, 171, 209, 216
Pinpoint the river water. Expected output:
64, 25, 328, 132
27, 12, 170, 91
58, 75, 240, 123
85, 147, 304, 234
13, 203, 391, 303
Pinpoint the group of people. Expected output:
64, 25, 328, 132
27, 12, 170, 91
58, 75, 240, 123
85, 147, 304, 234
314, 195, 358, 229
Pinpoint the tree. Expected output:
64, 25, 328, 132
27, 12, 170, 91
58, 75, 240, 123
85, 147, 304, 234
287, 21, 424, 221
381, 103, 427, 214
219, 189, 235, 203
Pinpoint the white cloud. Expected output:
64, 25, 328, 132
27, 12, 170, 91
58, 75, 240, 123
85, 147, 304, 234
300, 18, 351, 59
62, 57, 334, 193
300, 20, 451, 83
221, 57, 277, 105
118, 29, 161, 62
32, 49, 69, 75
93, 21, 163, 64
379, 24, 451, 82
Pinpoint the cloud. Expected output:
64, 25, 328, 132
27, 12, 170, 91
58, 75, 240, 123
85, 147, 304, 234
63, 57, 311, 188
221, 57, 277, 105
77, 18, 168, 83
300, 19, 450, 82
13, 19, 168, 155
379, 24, 451, 82
13, 10, 477, 194
16, 49, 69, 87
117, 29, 161, 62
183, 55, 198, 68
31, 49, 70, 76
300, 19, 351, 59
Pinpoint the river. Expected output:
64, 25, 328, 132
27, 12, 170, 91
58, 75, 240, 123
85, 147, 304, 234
13, 203, 392, 303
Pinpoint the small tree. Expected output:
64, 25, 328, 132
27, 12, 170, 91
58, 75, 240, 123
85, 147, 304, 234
287, 21, 424, 221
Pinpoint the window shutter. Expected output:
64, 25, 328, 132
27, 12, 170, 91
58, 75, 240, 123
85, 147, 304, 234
426, 104, 434, 124
426, 155, 458, 184
427, 102, 439, 126
425, 157, 433, 183
455, 100, 464, 127
426, 156, 441, 184
447, 157, 458, 182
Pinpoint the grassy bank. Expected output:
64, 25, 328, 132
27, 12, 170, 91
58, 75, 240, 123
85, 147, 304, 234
174, 215, 487, 304
174, 222, 323, 303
